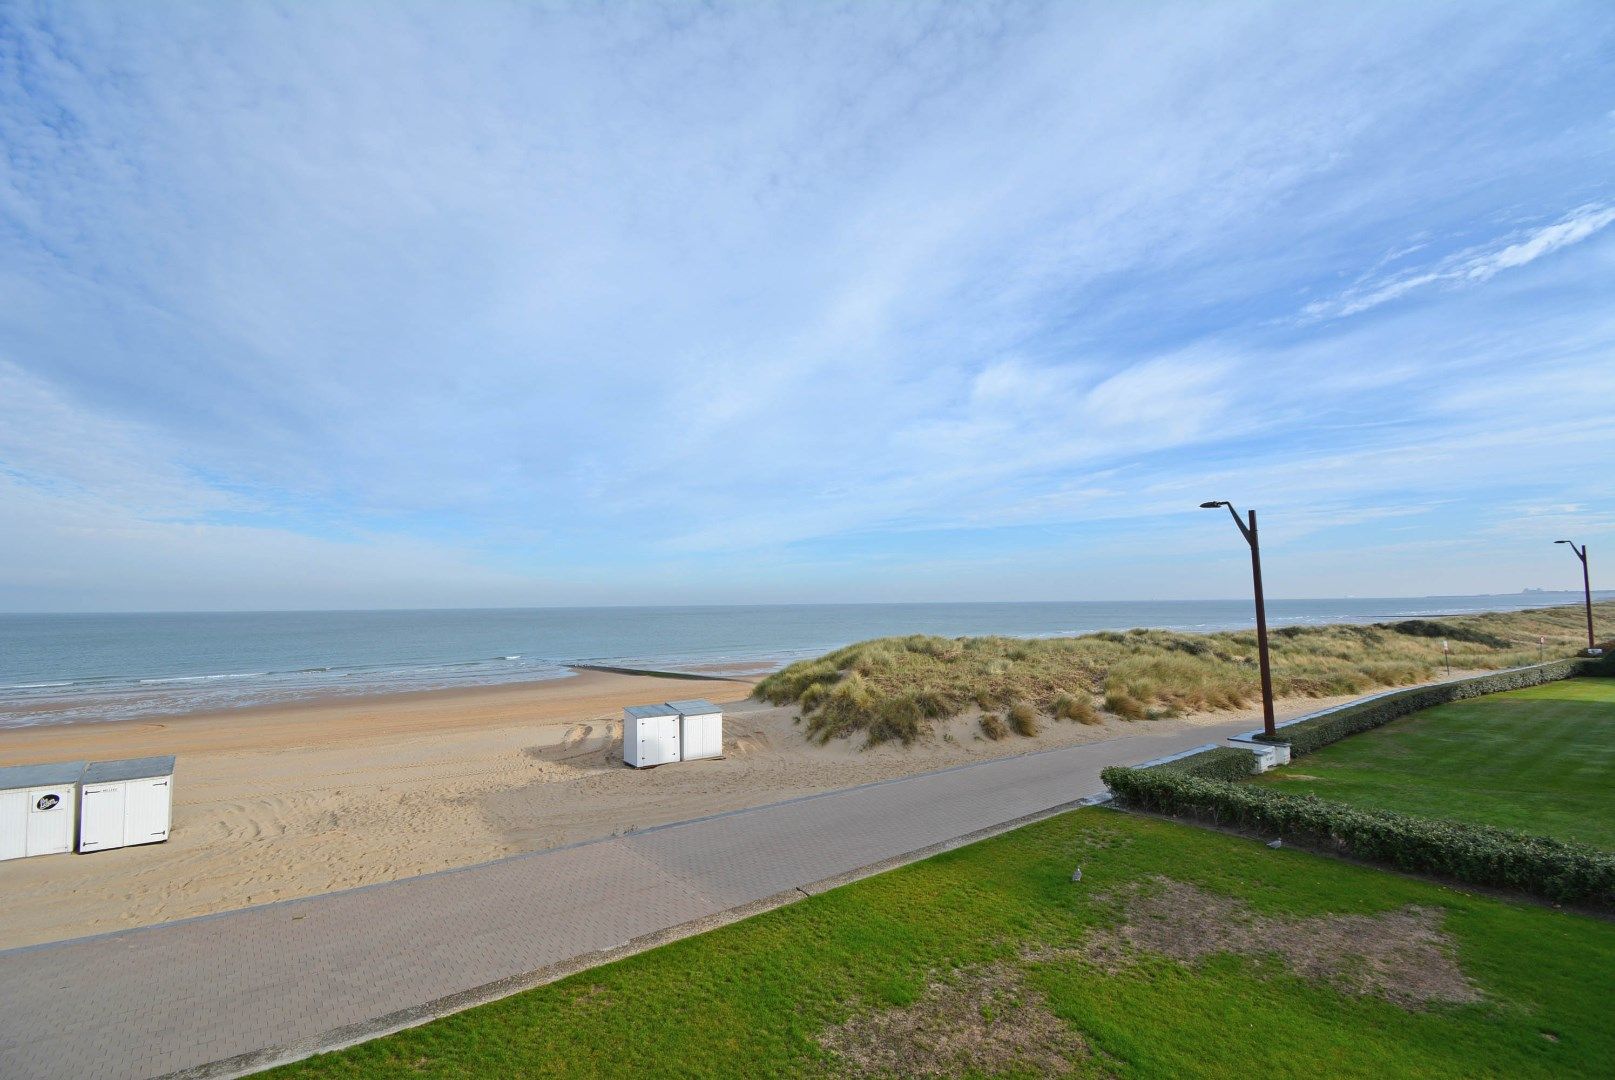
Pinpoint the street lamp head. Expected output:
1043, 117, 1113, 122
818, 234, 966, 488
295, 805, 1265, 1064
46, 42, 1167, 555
1199, 501, 1228, 509
1556, 540, 1574, 545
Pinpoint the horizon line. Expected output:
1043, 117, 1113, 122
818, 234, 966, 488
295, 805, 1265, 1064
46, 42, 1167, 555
2, 591, 1609, 619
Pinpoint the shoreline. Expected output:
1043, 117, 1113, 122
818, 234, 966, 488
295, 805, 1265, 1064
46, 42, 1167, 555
0, 669, 759, 763
0, 661, 781, 735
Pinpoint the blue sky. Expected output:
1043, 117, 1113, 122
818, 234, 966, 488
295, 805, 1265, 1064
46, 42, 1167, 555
1, 1, 1612, 611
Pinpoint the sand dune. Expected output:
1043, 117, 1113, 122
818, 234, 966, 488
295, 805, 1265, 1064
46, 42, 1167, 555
0, 669, 1383, 950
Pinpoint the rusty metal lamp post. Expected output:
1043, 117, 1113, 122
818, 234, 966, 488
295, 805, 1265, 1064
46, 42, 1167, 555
1202, 501, 1277, 739
1555, 540, 1596, 651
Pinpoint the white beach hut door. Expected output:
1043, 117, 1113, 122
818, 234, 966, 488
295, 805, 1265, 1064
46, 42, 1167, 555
124, 777, 171, 845
0, 789, 27, 861
79, 782, 127, 852
643, 716, 678, 765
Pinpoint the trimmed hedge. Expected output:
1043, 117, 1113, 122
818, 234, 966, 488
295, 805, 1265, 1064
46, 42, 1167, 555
1149, 746, 1255, 782
1259, 658, 1606, 754
1101, 765, 1615, 904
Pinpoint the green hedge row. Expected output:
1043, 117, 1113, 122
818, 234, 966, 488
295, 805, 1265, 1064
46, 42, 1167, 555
1101, 765, 1615, 904
1259, 657, 1609, 754
1148, 746, 1255, 782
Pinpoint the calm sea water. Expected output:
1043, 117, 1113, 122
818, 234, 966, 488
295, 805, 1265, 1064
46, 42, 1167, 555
0, 594, 1599, 728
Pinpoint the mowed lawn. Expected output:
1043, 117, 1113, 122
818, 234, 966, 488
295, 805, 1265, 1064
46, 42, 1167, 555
1253, 677, 1615, 849
269, 809, 1615, 1079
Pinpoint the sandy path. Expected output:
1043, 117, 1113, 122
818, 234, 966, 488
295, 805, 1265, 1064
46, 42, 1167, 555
0, 671, 1396, 950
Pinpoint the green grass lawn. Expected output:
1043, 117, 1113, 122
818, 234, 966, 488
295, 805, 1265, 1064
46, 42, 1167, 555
1252, 677, 1615, 849
268, 808, 1615, 1079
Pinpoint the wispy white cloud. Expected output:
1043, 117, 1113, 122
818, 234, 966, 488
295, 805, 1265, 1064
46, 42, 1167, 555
1465, 205, 1615, 280
0, 362, 237, 518
1304, 203, 1615, 319
0, 364, 533, 610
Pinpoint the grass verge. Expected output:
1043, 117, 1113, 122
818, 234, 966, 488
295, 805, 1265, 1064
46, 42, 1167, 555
1252, 677, 1615, 849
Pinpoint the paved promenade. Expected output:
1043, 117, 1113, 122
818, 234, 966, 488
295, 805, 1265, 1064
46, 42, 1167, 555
0, 722, 1246, 1079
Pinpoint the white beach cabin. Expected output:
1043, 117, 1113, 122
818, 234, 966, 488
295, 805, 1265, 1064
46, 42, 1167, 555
622, 704, 681, 768
667, 699, 723, 761
0, 760, 84, 861
78, 755, 175, 853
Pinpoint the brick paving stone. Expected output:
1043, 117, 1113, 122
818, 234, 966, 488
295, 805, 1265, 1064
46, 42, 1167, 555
0, 721, 1249, 1079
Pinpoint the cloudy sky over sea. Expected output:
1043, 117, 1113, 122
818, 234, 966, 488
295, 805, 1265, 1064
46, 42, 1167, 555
2, 1, 1611, 610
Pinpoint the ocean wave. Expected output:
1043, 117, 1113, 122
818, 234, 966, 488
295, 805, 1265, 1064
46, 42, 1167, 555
39, 656, 535, 692
0, 663, 577, 729
137, 671, 268, 685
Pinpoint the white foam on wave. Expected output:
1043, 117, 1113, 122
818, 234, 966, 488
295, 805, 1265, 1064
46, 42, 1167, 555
138, 671, 268, 685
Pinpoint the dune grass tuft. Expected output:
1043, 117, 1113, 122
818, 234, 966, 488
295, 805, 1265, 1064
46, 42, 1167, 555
1007, 701, 1040, 737
1104, 689, 1148, 722
979, 713, 1007, 740
1053, 692, 1101, 724
753, 602, 1611, 746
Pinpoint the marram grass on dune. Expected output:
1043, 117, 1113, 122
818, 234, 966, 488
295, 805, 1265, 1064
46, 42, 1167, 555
754, 602, 1612, 746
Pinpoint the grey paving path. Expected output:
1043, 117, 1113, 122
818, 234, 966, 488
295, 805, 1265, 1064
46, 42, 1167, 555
0, 721, 1247, 1080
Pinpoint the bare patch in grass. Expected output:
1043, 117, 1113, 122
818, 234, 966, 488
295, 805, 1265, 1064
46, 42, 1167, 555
819, 962, 1093, 1078
1075, 878, 1478, 1009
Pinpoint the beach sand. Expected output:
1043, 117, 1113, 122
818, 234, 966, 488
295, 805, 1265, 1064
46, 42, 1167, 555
0, 670, 1416, 949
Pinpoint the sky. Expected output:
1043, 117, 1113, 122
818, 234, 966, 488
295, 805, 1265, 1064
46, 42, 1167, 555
1, 0, 1613, 612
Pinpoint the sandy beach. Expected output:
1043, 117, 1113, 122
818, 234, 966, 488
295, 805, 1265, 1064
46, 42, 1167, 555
0, 669, 1434, 950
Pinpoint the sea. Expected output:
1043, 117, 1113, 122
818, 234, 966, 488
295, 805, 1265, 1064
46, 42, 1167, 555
0, 594, 1601, 729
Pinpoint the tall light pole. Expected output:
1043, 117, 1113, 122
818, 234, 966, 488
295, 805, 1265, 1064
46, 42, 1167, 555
1201, 500, 1276, 739
1554, 540, 1595, 651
